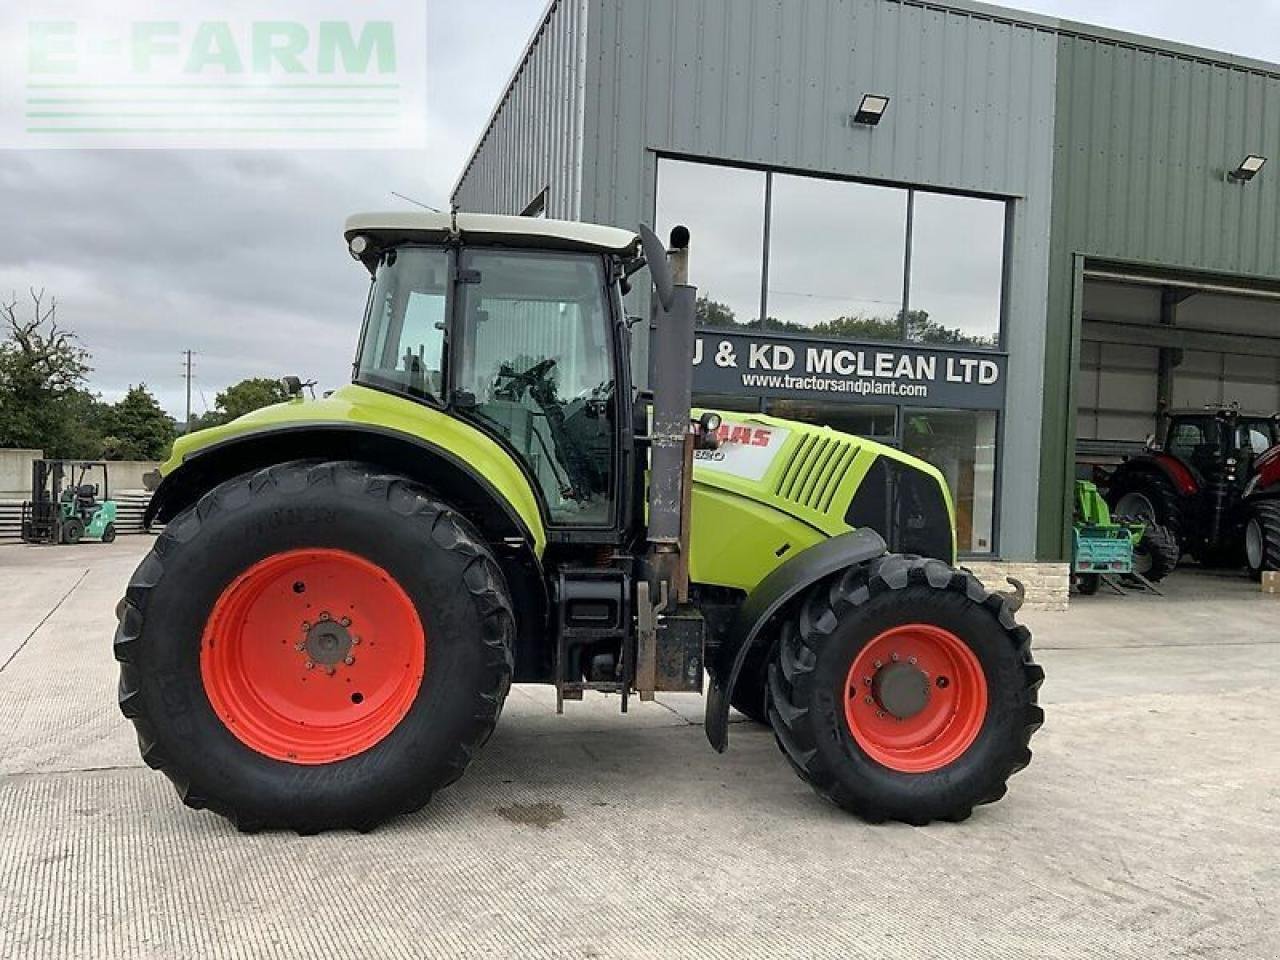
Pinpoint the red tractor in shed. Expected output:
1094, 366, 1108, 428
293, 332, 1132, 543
1105, 406, 1280, 578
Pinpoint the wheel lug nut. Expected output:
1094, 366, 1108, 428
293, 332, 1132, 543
319, 611, 331, 621
909, 656, 917, 665
876, 711, 885, 719
343, 656, 355, 666
301, 621, 311, 632
864, 696, 873, 705
874, 660, 883, 669
295, 642, 306, 652
863, 676, 871, 686
891, 653, 899, 662
304, 660, 314, 670
340, 617, 351, 627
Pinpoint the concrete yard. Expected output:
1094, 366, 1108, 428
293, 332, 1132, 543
1, 538, 1276, 960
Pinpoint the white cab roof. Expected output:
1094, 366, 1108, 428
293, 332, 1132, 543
344, 211, 639, 257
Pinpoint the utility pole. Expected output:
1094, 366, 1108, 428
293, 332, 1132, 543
183, 350, 194, 433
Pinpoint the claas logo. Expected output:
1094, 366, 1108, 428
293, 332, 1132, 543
717, 424, 773, 447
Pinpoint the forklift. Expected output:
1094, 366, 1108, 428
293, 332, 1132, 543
21, 460, 119, 545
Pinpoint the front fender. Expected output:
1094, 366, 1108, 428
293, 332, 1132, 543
703, 528, 888, 752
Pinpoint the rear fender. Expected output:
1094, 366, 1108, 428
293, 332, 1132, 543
703, 528, 887, 752
144, 425, 552, 681
1149, 454, 1200, 496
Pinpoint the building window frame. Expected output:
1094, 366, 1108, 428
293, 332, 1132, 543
660, 153, 1010, 557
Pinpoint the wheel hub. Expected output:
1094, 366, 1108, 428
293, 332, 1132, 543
872, 661, 930, 719
303, 614, 354, 668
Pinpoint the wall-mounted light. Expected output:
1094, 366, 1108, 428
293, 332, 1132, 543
1228, 154, 1267, 182
853, 94, 890, 126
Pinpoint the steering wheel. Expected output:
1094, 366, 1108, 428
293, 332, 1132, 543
494, 357, 558, 401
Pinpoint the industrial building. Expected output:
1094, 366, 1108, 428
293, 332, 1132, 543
452, 0, 1280, 578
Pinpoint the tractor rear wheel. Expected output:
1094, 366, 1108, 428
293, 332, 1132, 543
115, 460, 515, 833
1109, 472, 1184, 536
1245, 500, 1280, 581
767, 555, 1043, 824
1131, 524, 1179, 583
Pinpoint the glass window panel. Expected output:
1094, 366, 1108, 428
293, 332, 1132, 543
902, 410, 997, 554
766, 400, 897, 441
455, 250, 617, 526
355, 247, 449, 402
767, 175, 907, 340
909, 193, 1005, 348
656, 159, 766, 330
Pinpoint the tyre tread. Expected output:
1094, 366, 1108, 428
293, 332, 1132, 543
114, 460, 515, 833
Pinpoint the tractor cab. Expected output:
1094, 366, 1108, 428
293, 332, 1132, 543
347, 212, 639, 540
1155, 408, 1280, 484
21, 460, 119, 545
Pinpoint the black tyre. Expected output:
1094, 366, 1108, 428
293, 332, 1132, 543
729, 637, 775, 724
115, 460, 515, 833
766, 555, 1043, 824
1245, 500, 1280, 581
61, 517, 85, 545
1076, 573, 1101, 596
101, 522, 118, 544
1108, 470, 1184, 536
1131, 525, 1179, 582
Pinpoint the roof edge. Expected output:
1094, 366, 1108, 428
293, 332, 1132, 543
449, 0, 563, 208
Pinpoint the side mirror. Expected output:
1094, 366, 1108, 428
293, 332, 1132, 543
638, 224, 675, 312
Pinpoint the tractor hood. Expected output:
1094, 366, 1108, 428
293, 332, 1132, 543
686, 410, 957, 591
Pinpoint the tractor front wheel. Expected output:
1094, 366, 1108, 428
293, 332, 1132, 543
1131, 524, 1179, 583
115, 461, 515, 833
767, 555, 1043, 824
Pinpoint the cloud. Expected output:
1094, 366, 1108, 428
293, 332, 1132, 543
0, 0, 545, 418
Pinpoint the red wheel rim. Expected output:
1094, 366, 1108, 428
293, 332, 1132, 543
200, 549, 425, 765
843, 624, 987, 773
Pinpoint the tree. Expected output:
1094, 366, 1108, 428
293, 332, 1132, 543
696, 296, 747, 329
0, 288, 100, 458
203, 377, 291, 427
101, 384, 177, 460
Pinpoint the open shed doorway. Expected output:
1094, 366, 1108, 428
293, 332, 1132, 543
1075, 264, 1280, 585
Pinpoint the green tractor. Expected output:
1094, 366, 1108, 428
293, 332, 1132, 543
21, 460, 119, 545
1072, 480, 1179, 595
117, 213, 1043, 833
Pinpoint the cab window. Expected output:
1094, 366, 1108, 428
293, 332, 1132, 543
455, 250, 616, 526
356, 248, 448, 401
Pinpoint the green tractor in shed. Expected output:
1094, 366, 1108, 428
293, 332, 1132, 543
117, 212, 1042, 833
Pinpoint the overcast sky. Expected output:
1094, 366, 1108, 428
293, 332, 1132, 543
2, 0, 1277, 418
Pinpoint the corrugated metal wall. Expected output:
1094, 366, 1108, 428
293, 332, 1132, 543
582, 0, 1059, 221
451, 0, 589, 219
1053, 38, 1280, 276
1039, 36, 1280, 560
